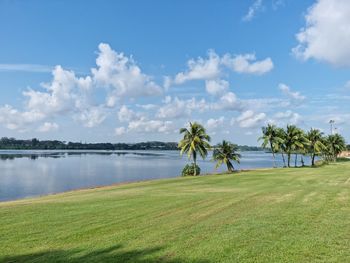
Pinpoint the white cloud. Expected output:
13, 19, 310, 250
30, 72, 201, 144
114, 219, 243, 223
0, 64, 53, 73
92, 43, 162, 106
174, 51, 273, 86
174, 50, 221, 84
156, 96, 209, 119
235, 110, 266, 128
23, 66, 92, 116
221, 53, 273, 75
136, 104, 157, 110
0, 43, 165, 131
115, 127, 126, 136
206, 116, 225, 130
0, 105, 45, 131
128, 118, 173, 133
75, 107, 107, 128
214, 92, 243, 111
242, 0, 263, 22
293, 0, 350, 67
271, 110, 301, 125
157, 97, 190, 119
37, 122, 59, 132
118, 105, 136, 122
279, 83, 305, 105
205, 79, 229, 96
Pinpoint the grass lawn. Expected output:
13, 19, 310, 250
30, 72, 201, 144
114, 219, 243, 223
1, 162, 350, 263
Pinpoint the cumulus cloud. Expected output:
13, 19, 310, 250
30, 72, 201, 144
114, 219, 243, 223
221, 53, 273, 75
118, 105, 137, 122
214, 92, 243, 111
115, 127, 126, 136
127, 118, 173, 133
293, 0, 350, 67
0, 105, 45, 131
92, 43, 163, 106
205, 79, 229, 96
0, 43, 166, 132
156, 96, 209, 119
37, 122, 59, 132
235, 110, 266, 128
174, 51, 273, 86
174, 50, 221, 84
279, 83, 305, 105
206, 116, 225, 130
75, 107, 107, 128
270, 110, 301, 126
23, 66, 92, 115
136, 104, 157, 110
242, 0, 263, 22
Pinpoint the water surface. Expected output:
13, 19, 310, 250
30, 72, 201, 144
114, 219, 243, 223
0, 150, 311, 201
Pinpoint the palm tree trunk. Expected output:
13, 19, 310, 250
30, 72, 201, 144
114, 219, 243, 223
295, 153, 298, 167
311, 154, 315, 166
193, 152, 197, 176
270, 142, 276, 168
281, 152, 286, 167
287, 153, 291, 168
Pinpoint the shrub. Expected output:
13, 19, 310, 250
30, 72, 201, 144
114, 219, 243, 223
181, 163, 200, 176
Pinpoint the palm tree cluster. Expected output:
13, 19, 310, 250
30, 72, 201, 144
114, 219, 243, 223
259, 124, 347, 167
178, 122, 241, 176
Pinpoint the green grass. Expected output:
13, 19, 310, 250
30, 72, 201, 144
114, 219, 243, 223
1, 162, 350, 263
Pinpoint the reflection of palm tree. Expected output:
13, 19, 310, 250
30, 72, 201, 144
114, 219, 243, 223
178, 122, 211, 176
213, 140, 241, 172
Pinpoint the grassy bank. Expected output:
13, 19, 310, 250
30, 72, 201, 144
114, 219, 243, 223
1, 163, 350, 262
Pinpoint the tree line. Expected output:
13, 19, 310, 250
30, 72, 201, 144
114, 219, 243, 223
260, 124, 347, 167
178, 122, 348, 176
0, 138, 178, 150
0, 137, 263, 151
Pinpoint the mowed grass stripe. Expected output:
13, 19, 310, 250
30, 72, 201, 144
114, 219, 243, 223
1, 162, 350, 262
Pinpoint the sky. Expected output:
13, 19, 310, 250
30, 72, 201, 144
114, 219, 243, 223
0, 0, 349, 145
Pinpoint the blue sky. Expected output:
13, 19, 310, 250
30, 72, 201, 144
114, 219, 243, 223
0, 0, 349, 145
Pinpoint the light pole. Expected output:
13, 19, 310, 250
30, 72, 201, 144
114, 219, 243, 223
329, 120, 335, 135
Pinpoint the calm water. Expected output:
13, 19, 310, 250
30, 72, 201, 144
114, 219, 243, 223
0, 150, 312, 201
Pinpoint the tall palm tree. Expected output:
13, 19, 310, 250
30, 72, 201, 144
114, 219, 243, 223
259, 124, 282, 168
326, 134, 346, 162
178, 122, 211, 175
276, 127, 287, 167
293, 129, 309, 167
307, 128, 325, 166
284, 125, 306, 167
213, 140, 241, 172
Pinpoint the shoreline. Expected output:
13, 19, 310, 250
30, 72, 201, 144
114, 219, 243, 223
0, 166, 278, 204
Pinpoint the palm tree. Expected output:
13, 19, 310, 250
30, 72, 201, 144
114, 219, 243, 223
213, 140, 241, 172
307, 128, 325, 166
293, 129, 309, 167
284, 125, 306, 167
276, 127, 287, 167
259, 124, 282, 168
326, 134, 346, 162
178, 122, 211, 175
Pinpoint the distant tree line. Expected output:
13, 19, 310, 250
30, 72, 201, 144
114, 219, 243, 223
0, 138, 178, 150
0, 137, 265, 151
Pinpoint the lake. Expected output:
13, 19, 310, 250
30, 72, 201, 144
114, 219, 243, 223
0, 150, 312, 201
